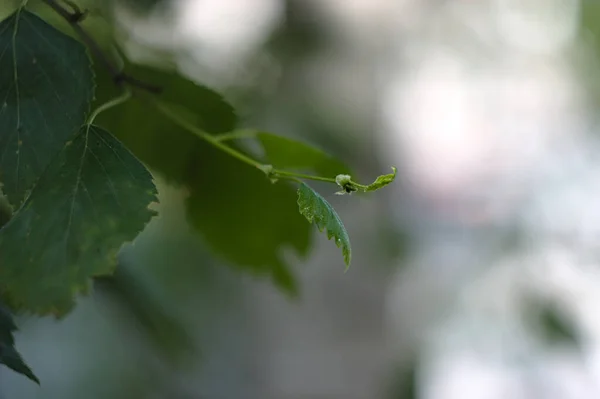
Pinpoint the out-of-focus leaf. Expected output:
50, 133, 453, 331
0, 8, 94, 206
0, 189, 10, 228
94, 262, 195, 365
0, 126, 157, 315
93, 66, 310, 294
387, 357, 417, 399
0, 302, 38, 384
121, 64, 237, 134
297, 182, 350, 266
93, 62, 237, 184
537, 303, 579, 347
254, 132, 351, 177
185, 141, 308, 295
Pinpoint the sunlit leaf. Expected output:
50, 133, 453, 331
297, 182, 351, 266
0, 302, 38, 383
0, 125, 157, 315
0, 8, 93, 206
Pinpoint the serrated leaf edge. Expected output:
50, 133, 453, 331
297, 183, 351, 267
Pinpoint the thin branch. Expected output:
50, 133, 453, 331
152, 99, 343, 186
152, 100, 265, 170
213, 130, 258, 142
87, 89, 131, 125
59, 0, 86, 21
41, 0, 162, 94
272, 170, 337, 184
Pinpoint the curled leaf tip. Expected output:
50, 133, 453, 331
363, 166, 397, 192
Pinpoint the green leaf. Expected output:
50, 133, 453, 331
334, 167, 397, 195
184, 141, 308, 295
95, 62, 237, 136
537, 303, 579, 347
363, 167, 397, 192
0, 9, 94, 206
387, 357, 418, 399
0, 303, 38, 384
297, 183, 351, 266
93, 63, 237, 184
255, 132, 351, 177
0, 188, 10, 228
92, 67, 309, 294
0, 125, 157, 315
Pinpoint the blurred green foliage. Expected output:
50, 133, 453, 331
0, 0, 399, 391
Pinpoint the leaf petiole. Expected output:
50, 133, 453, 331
152, 98, 394, 192
153, 99, 340, 184
271, 170, 337, 184
87, 89, 131, 125
152, 100, 263, 170
213, 130, 258, 142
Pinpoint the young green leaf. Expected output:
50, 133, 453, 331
0, 8, 94, 206
0, 303, 38, 384
363, 167, 397, 192
0, 126, 157, 315
297, 183, 351, 266
336, 167, 398, 195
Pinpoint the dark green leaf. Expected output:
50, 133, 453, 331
184, 141, 309, 294
0, 189, 10, 228
538, 303, 579, 347
96, 63, 237, 135
92, 67, 309, 293
0, 9, 94, 206
93, 63, 237, 184
297, 183, 351, 266
0, 303, 38, 384
387, 357, 418, 399
255, 132, 351, 177
0, 125, 157, 315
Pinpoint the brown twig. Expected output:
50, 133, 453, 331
41, 0, 162, 94
59, 0, 86, 21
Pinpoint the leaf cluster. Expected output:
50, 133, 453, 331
0, 0, 395, 383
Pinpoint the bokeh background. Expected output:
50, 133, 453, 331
4, 0, 600, 398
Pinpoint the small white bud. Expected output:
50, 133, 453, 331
335, 174, 352, 187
